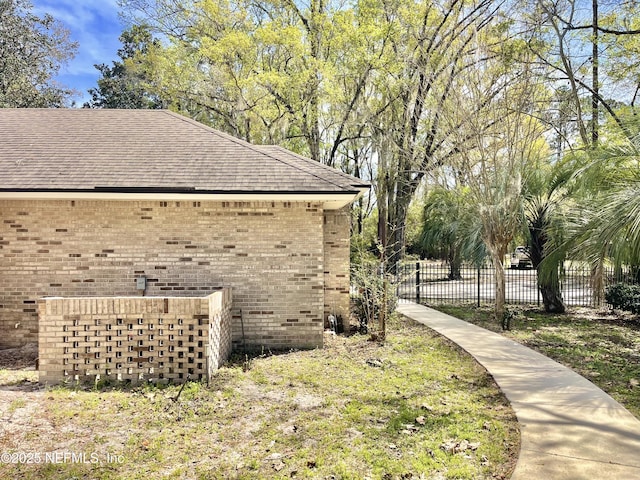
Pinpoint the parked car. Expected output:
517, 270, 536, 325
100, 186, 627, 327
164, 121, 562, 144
510, 246, 533, 269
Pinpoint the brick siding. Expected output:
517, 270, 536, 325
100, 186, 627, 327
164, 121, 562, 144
323, 208, 351, 325
0, 200, 351, 350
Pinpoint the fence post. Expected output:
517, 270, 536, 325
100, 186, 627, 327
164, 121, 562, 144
477, 267, 481, 307
416, 262, 421, 304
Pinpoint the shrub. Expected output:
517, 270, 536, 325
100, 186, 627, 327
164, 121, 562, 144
351, 259, 397, 337
605, 283, 640, 314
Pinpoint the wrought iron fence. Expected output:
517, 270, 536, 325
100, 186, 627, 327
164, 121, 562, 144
395, 261, 640, 307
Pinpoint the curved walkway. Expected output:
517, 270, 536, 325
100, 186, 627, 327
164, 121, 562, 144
397, 302, 640, 480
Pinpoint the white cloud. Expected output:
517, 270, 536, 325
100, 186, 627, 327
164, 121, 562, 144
33, 0, 121, 26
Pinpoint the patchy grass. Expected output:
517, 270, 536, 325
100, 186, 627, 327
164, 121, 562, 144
0, 369, 38, 387
0, 316, 519, 480
435, 304, 640, 419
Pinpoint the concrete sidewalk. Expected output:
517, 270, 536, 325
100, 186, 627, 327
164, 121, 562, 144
397, 302, 640, 480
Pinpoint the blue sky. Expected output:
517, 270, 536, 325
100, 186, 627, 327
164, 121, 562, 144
31, 0, 125, 105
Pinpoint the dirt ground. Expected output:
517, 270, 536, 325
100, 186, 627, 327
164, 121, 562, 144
0, 343, 40, 393
0, 344, 48, 468
0, 343, 38, 371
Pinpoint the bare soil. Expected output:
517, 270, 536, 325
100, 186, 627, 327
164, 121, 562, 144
0, 343, 38, 371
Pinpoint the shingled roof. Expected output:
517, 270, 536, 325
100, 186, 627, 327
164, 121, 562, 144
0, 109, 368, 208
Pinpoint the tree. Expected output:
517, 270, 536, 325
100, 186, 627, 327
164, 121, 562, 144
522, 0, 639, 149
85, 25, 164, 109
418, 187, 484, 280
523, 158, 573, 313
369, 0, 500, 271
0, 0, 77, 107
450, 41, 548, 322
566, 140, 640, 297
520, 0, 640, 305
597, 1, 640, 139
119, 0, 382, 161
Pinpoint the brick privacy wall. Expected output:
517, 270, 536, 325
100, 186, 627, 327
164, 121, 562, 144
323, 207, 351, 325
208, 289, 233, 377
0, 200, 341, 349
38, 289, 232, 385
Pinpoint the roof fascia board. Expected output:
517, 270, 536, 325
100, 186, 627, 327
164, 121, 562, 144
0, 191, 363, 210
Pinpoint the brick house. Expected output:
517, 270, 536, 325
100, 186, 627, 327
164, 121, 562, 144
0, 109, 368, 351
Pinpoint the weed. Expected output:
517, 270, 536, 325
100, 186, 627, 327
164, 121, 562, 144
7, 398, 26, 414
501, 306, 520, 330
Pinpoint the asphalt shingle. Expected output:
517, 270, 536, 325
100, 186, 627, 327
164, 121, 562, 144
0, 109, 369, 195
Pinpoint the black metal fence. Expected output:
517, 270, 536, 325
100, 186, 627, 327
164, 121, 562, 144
395, 261, 639, 307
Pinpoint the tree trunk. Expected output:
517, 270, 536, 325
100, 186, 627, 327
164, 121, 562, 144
591, 253, 605, 307
529, 216, 566, 313
540, 284, 566, 313
592, 0, 599, 146
385, 171, 416, 274
449, 262, 462, 281
448, 250, 463, 280
535, 250, 566, 314
488, 249, 506, 324
387, 198, 408, 274
377, 172, 389, 259
353, 153, 363, 235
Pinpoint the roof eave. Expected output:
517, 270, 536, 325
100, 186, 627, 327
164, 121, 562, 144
0, 189, 367, 210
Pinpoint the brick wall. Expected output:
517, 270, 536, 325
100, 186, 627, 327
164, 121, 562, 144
0, 200, 347, 350
37, 289, 232, 385
323, 207, 351, 325
207, 289, 233, 376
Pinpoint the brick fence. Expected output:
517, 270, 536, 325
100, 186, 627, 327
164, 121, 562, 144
38, 289, 232, 385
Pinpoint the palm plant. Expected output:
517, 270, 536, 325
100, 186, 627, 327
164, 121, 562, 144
446, 46, 545, 323
565, 139, 640, 302
418, 186, 485, 280
523, 159, 574, 313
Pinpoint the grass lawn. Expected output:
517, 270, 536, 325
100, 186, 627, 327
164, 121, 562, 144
0, 316, 519, 480
434, 304, 640, 419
